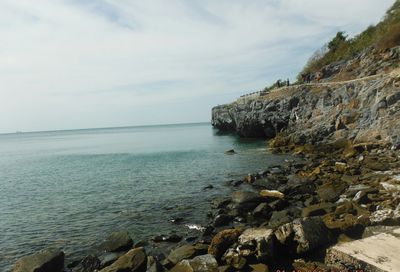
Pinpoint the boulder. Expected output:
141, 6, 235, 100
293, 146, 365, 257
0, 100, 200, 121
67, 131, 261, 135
238, 227, 274, 259
167, 245, 199, 265
275, 217, 330, 254
231, 191, 263, 211
208, 229, 242, 260
12, 248, 64, 272
98, 231, 133, 252
170, 254, 218, 272
99, 247, 147, 272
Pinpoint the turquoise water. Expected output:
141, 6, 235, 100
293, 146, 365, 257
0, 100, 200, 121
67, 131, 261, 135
0, 123, 287, 270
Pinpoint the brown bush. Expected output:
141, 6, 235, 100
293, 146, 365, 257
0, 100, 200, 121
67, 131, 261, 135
375, 23, 400, 50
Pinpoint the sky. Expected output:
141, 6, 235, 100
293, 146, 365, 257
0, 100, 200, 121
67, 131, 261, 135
0, 0, 395, 133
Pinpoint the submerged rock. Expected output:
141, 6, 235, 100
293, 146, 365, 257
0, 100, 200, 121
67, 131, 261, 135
12, 248, 64, 272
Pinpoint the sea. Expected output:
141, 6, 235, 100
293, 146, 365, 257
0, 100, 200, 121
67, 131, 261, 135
0, 122, 288, 270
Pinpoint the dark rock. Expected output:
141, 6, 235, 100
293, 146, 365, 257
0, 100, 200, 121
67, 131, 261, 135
302, 202, 337, 217
99, 247, 147, 272
12, 248, 64, 272
203, 185, 214, 190
98, 231, 133, 252
275, 217, 330, 254
210, 197, 231, 209
267, 207, 302, 229
152, 234, 182, 243
208, 229, 242, 260
213, 214, 233, 227
316, 182, 347, 202
224, 149, 236, 155
72, 255, 101, 272
170, 217, 184, 224
252, 203, 271, 217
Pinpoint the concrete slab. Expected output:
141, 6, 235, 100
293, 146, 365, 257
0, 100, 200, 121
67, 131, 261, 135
326, 229, 400, 271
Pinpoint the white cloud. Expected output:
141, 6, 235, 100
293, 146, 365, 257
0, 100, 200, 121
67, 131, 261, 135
0, 0, 395, 132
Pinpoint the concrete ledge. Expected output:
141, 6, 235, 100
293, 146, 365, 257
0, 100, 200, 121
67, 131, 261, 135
326, 228, 400, 271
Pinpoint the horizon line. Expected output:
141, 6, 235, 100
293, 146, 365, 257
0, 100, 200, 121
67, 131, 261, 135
0, 121, 212, 136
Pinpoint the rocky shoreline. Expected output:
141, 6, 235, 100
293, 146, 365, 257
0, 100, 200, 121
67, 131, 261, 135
12, 139, 400, 271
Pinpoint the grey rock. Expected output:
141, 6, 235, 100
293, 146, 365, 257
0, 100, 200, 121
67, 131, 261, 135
275, 217, 330, 254
170, 254, 218, 272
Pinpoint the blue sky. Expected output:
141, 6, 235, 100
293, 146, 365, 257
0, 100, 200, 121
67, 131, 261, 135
0, 0, 395, 133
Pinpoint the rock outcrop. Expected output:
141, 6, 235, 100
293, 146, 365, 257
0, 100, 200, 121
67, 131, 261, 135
212, 65, 400, 148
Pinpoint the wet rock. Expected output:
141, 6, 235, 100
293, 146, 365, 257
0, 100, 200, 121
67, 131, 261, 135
72, 255, 101, 272
203, 185, 214, 190
98, 252, 125, 268
99, 247, 147, 272
210, 197, 231, 209
152, 234, 182, 243
98, 231, 133, 252
171, 254, 218, 272
316, 182, 347, 202
167, 245, 199, 265
170, 217, 184, 224
224, 149, 236, 155
259, 190, 284, 199
208, 229, 242, 260
275, 217, 330, 254
12, 248, 64, 272
213, 214, 233, 227
147, 256, 164, 272
238, 227, 274, 259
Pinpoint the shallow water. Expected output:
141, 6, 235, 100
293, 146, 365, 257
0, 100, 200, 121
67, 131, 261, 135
0, 123, 287, 270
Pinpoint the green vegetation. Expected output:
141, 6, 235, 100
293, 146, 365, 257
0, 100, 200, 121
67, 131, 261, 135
299, 0, 400, 78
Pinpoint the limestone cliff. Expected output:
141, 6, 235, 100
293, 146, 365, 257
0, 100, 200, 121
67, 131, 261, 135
212, 47, 400, 148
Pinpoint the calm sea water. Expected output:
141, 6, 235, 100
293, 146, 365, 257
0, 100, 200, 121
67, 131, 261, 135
0, 123, 287, 270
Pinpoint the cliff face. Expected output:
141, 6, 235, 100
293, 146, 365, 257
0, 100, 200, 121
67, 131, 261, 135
212, 62, 400, 148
